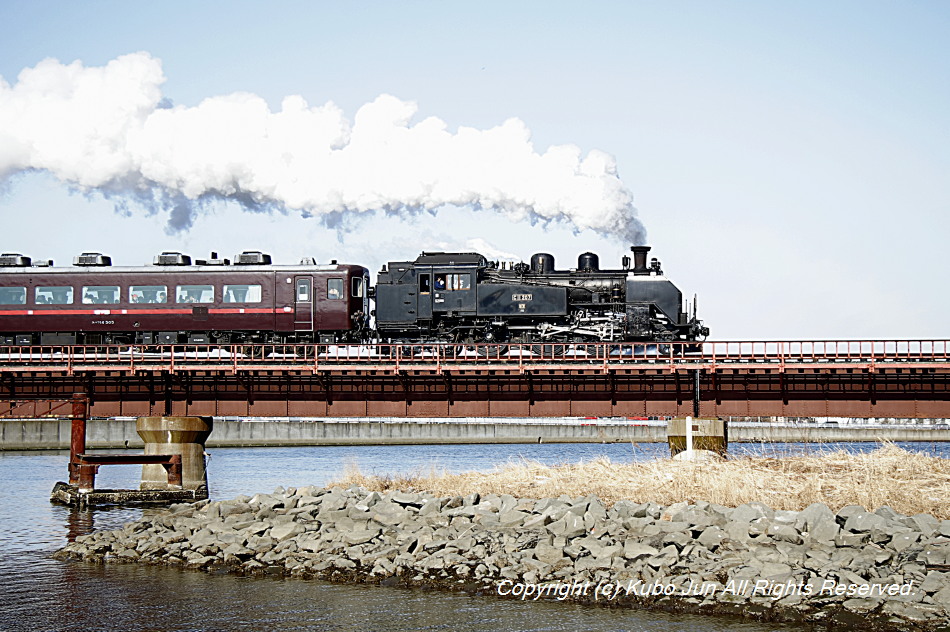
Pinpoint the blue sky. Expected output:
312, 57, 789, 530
1, 1, 948, 339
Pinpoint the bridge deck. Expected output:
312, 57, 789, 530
1, 341, 947, 419
0, 340, 948, 374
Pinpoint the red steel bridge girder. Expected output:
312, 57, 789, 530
0, 341, 948, 419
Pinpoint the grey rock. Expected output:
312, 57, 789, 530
623, 542, 659, 560
343, 528, 381, 546
748, 517, 771, 537
767, 524, 803, 545
919, 571, 949, 593
696, 526, 727, 550
533, 543, 566, 566
662, 531, 692, 550
271, 522, 304, 542
890, 532, 920, 552
498, 510, 528, 527
835, 531, 869, 547
844, 511, 888, 533
836, 505, 868, 524
904, 513, 941, 537
731, 502, 773, 523
646, 545, 679, 568
657, 520, 690, 534
660, 501, 690, 522
547, 513, 586, 539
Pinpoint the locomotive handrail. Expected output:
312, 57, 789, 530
0, 340, 948, 374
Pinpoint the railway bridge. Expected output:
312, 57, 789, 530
0, 340, 948, 420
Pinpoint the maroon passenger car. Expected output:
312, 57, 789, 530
0, 251, 370, 345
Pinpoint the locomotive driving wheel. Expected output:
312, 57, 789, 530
240, 345, 265, 360
529, 343, 565, 358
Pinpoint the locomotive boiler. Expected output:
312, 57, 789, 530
374, 246, 708, 344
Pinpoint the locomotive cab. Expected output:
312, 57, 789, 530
375, 252, 486, 340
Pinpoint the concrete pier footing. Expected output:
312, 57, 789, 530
136, 416, 213, 492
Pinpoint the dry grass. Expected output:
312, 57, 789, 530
331, 445, 950, 519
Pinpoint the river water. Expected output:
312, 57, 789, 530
2, 441, 946, 631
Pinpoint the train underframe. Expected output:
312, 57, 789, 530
378, 305, 698, 346
3, 329, 363, 347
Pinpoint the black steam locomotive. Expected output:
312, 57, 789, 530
375, 246, 708, 344
0, 245, 706, 346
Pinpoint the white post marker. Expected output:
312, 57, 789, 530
685, 415, 693, 458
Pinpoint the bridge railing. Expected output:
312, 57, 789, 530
701, 340, 950, 364
0, 340, 949, 373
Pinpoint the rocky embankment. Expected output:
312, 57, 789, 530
56, 486, 950, 629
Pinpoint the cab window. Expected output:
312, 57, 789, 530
444, 273, 471, 291
327, 278, 344, 300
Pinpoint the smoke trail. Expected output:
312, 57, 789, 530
0, 53, 646, 243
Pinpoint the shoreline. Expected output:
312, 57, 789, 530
56, 483, 950, 630
5, 417, 950, 451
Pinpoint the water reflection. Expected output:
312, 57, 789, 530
64, 508, 93, 543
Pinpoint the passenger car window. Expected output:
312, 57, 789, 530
224, 284, 262, 303
176, 285, 214, 304
0, 287, 26, 305
35, 286, 73, 305
82, 286, 120, 304
129, 285, 167, 303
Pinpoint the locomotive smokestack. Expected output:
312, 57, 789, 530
631, 246, 651, 275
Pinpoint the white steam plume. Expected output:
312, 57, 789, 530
0, 53, 646, 244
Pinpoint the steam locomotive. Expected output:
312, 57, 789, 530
375, 246, 707, 344
0, 246, 706, 346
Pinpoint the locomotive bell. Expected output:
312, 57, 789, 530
578, 252, 599, 272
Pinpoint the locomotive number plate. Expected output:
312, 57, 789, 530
511, 293, 533, 301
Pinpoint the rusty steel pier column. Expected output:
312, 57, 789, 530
135, 416, 213, 497
67, 393, 88, 486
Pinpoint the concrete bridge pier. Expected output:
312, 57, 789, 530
136, 416, 213, 496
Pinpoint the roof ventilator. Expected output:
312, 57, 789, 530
0, 253, 32, 267
234, 251, 272, 265
73, 252, 112, 266
153, 251, 192, 266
